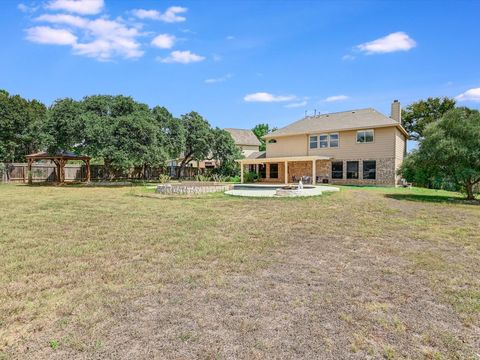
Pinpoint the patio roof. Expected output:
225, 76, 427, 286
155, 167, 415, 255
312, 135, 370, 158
237, 155, 332, 164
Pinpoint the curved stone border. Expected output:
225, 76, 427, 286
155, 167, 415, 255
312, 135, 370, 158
225, 185, 339, 197
156, 183, 233, 195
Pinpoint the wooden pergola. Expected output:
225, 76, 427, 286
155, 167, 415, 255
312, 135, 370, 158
26, 151, 91, 185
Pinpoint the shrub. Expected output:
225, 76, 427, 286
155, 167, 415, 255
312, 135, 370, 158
195, 174, 211, 182
225, 175, 241, 183
158, 174, 171, 183
244, 171, 258, 183
211, 174, 226, 182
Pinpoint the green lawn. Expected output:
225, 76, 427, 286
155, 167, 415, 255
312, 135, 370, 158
0, 184, 479, 359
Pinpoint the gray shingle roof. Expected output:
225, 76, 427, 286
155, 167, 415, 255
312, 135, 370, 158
246, 151, 266, 159
224, 128, 261, 146
264, 108, 406, 138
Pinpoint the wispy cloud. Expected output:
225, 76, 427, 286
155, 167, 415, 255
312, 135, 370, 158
226, 35, 235, 40
18, 3, 38, 13
158, 50, 205, 64
29, 14, 144, 60
342, 54, 355, 61
205, 73, 233, 84
35, 13, 89, 27
132, 6, 187, 23
357, 32, 416, 54
46, 0, 104, 15
151, 34, 175, 49
324, 95, 349, 102
22, 2, 194, 62
244, 92, 296, 103
455, 88, 480, 102
26, 26, 77, 45
285, 100, 307, 108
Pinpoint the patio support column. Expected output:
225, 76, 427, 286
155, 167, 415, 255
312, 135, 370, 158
240, 163, 244, 183
284, 161, 288, 184
312, 159, 316, 185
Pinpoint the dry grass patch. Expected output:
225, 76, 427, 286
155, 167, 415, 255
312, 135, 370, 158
0, 184, 479, 359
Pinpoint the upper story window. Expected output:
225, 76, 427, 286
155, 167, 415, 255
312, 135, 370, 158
319, 134, 328, 148
309, 133, 339, 149
356, 129, 374, 143
329, 133, 339, 148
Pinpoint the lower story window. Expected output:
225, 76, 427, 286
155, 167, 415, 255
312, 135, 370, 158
347, 161, 359, 179
363, 160, 376, 179
270, 163, 279, 179
331, 161, 343, 179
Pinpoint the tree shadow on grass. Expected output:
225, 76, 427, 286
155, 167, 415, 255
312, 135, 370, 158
385, 193, 480, 205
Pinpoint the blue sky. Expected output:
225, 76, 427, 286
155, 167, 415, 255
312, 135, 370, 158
1, 0, 480, 151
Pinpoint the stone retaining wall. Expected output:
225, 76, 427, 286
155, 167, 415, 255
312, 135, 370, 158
156, 183, 233, 195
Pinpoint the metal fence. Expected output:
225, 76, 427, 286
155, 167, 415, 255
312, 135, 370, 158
1, 162, 206, 183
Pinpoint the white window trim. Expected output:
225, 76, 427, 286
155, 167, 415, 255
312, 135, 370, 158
329, 133, 339, 148
309, 135, 318, 149
310, 132, 340, 148
319, 133, 329, 148
356, 129, 375, 144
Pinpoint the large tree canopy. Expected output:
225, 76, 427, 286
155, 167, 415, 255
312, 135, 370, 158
400, 108, 480, 199
0, 89, 242, 177
210, 128, 242, 176
401, 97, 456, 141
0, 90, 47, 162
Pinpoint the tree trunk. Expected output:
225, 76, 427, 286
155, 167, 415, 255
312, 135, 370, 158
465, 181, 475, 200
177, 152, 192, 179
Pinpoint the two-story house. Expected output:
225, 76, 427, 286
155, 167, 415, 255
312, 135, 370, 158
238, 100, 408, 186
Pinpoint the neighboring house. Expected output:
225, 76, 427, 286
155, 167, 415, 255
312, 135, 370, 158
238, 100, 408, 186
167, 128, 260, 173
224, 128, 261, 158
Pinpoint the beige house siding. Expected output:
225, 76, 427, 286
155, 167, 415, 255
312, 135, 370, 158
266, 134, 308, 157
263, 125, 406, 186
394, 128, 407, 183
266, 127, 397, 159
239, 144, 261, 158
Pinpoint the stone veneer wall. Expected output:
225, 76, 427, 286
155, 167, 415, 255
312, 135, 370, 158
329, 158, 396, 186
256, 158, 397, 186
288, 161, 312, 182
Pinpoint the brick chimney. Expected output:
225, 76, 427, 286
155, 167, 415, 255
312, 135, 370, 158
391, 100, 401, 123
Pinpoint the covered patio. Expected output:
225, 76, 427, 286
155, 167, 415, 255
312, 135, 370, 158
238, 155, 332, 184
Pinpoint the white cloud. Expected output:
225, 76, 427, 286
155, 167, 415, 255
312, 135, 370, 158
18, 3, 38, 13
342, 54, 355, 61
324, 95, 349, 102
132, 6, 187, 22
151, 34, 175, 49
455, 88, 480, 102
46, 0, 104, 15
160, 6, 187, 22
132, 9, 160, 19
226, 35, 235, 40
29, 15, 144, 60
357, 32, 416, 54
158, 50, 205, 64
73, 18, 143, 60
205, 74, 233, 84
285, 100, 307, 108
244, 92, 296, 103
35, 13, 89, 27
26, 26, 77, 45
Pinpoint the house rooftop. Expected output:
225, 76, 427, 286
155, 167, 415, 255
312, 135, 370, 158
225, 128, 261, 146
264, 108, 407, 138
